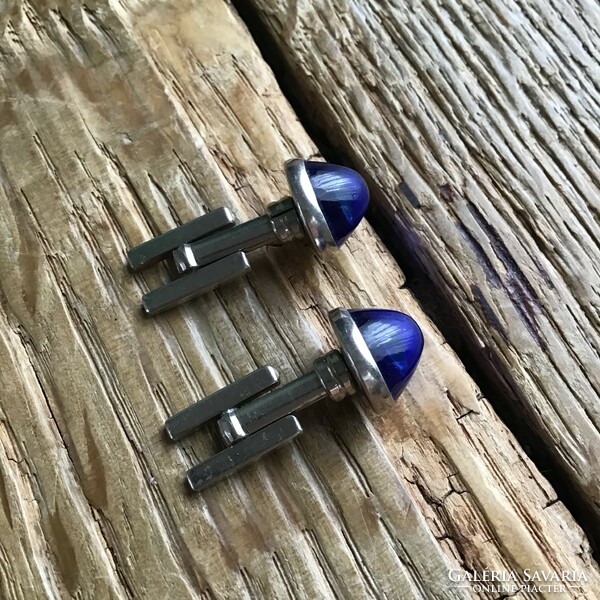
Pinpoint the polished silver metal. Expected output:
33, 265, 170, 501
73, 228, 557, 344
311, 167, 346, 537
285, 159, 337, 255
164, 306, 394, 491
329, 307, 395, 412
173, 198, 304, 274
164, 366, 279, 441
218, 409, 247, 446
217, 350, 355, 445
127, 159, 347, 314
127, 208, 235, 271
142, 252, 251, 316
186, 416, 302, 492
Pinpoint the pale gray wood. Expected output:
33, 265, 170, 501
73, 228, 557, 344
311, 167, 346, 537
0, 0, 597, 598
248, 0, 600, 516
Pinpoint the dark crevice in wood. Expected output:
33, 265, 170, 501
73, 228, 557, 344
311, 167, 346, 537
232, 0, 600, 557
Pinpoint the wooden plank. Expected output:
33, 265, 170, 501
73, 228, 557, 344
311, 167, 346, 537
246, 0, 600, 515
0, 0, 597, 598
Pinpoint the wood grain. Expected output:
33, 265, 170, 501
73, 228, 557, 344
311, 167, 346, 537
0, 0, 597, 598
247, 0, 600, 516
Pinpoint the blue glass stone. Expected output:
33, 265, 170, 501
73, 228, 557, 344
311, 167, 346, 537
304, 161, 369, 245
350, 309, 424, 400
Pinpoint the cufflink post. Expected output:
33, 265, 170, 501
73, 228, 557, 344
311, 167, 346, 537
166, 308, 425, 491
173, 198, 303, 274
127, 159, 370, 315
216, 350, 354, 446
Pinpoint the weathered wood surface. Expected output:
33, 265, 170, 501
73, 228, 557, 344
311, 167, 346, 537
0, 1, 597, 598
247, 0, 600, 516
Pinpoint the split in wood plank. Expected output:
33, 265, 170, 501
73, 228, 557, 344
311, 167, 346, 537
247, 0, 600, 518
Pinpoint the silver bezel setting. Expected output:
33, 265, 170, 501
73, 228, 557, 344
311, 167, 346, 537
329, 308, 395, 413
285, 158, 337, 256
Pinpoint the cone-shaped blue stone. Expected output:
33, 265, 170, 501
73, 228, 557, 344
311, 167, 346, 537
349, 309, 424, 400
304, 161, 369, 245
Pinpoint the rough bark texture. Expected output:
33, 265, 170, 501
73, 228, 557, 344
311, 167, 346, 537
246, 0, 600, 517
0, 1, 597, 599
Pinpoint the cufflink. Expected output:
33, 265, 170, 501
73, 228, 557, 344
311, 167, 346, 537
127, 159, 369, 315
165, 308, 424, 491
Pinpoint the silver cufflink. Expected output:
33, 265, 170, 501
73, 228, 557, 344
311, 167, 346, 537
127, 159, 369, 315
166, 308, 424, 491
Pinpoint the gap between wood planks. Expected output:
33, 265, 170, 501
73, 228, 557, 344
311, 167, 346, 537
230, 0, 600, 556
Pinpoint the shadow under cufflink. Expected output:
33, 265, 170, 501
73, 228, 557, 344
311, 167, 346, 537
126, 159, 370, 316
165, 307, 424, 492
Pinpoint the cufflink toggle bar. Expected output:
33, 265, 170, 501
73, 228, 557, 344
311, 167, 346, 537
127, 159, 370, 315
166, 308, 424, 491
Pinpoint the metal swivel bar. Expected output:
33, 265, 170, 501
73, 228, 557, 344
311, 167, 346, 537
141, 252, 250, 315
186, 416, 303, 492
127, 199, 304, 316
127, 207, 235, 272
166, 350, 356, 491
164, 366, 280, 441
